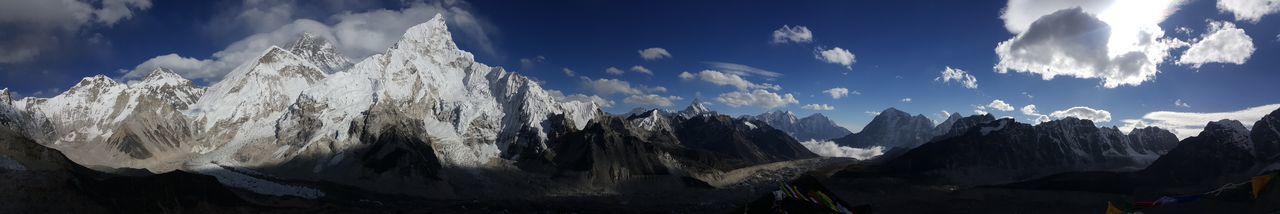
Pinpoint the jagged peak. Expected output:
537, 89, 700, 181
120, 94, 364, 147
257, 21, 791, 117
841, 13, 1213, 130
0, 88, 11, 104
135, 67, 193, 87
397, 14, 460, 53
804, 113, 830, 120
73, 75, 122, 89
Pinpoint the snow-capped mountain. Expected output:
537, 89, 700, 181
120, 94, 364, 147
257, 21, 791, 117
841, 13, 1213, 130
832, 107, 935, 149
679, 98, 714, 117
885, 117, 1179, 184
178, 14, 606, 196
750, 110, 851, 141
287, 33, 352, 74
13, 68, 205, 171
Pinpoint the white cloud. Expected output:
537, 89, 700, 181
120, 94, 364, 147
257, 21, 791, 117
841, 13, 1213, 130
935, 66, 978, 89
124, 2, 495, 82
562, 68, 575, 77
1176, 21, 1255, 68
771, 25, 814, 44
579, 77, 643, 95
798, 140, 884, 160
901, 98, 912, 103
1020, 104, 1052, 125
715, 89, 799, 109
1022, 92, 1034, 99
0, 0, 152, 63
703, 61, 783, 78
638, 47, 672, 60
1049, 106, 1112, 122
693, 70, 780, 90
623, 94, 683, 107
975, 109, 990, 115
802, 104, 836, 111
1127, 103, 1280, 139
1020, 104, 1038, 115
815, 47, 856, 70
630, 65, 654, 75
1217, 0, 1280, 22
823, 87, 850, 99
864, 111, 881, 116
995, 2, 1188, 88
677, 71, 695, 80
547, 90, 614, 108
605, 66, 625, 75
1175, 99, 1191, 108
988, 100, 1015, 111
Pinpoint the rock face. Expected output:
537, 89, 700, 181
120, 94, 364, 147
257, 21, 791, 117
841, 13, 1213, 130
1253, 108, 1280, 160
886, 117, 1179, 184
547, 109, 817, 186
1139, 120, 1257, 187
750, 110, 852, 141
832, 108, 936, 149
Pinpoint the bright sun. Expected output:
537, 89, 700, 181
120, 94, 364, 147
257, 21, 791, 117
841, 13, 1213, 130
1097, 0, 1180, 56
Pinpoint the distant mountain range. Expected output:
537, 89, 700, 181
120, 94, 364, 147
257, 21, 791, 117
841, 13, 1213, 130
748, 110, 851, 141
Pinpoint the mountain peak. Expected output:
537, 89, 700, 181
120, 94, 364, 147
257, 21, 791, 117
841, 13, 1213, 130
398, 14, 459, 54
0, 88, 11, 105
287, 32, 351, 73
680, 98, 714, 117
135, 67, 193, 88
72, 75, 122, 90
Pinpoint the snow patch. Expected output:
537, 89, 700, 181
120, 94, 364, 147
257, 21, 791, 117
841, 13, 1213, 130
799, 140, 884, 160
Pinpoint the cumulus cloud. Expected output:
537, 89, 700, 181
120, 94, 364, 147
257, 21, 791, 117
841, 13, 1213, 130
988, 100, 1015, 111
579, 77, 644, 95
771, 25, 813, 44
630, 65, 654, 75
715, 89, 799, 109
1175, 99, 1191, 108
994, 3, 1187, 88
605, 66, 625, 75
562, 68, 575, 77
815, 47, 856, 70
1125, 103, 1280, 139
637, 47, 672, 60
123, 1, 497, 82
1176, 21, 1255, 68
936, 66, 978, 89
623, 94, 683, 107
798, 140, 884, 160
0, 0, 152, 63
703, 61, 783, 78
901, 98, 912, 103
802, 104, 836, 110
1020, 104, 1052, 124
547, 89, 614, 108
1217, 0, 1280, 22
677, 71, 695, 80
1049, 106, 1112, 122
692, 70, 780, 90
823, 87, 851, 99
864, 111, 881, 116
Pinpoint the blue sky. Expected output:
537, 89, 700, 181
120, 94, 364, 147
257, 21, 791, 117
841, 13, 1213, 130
1, 0, 1278, 137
